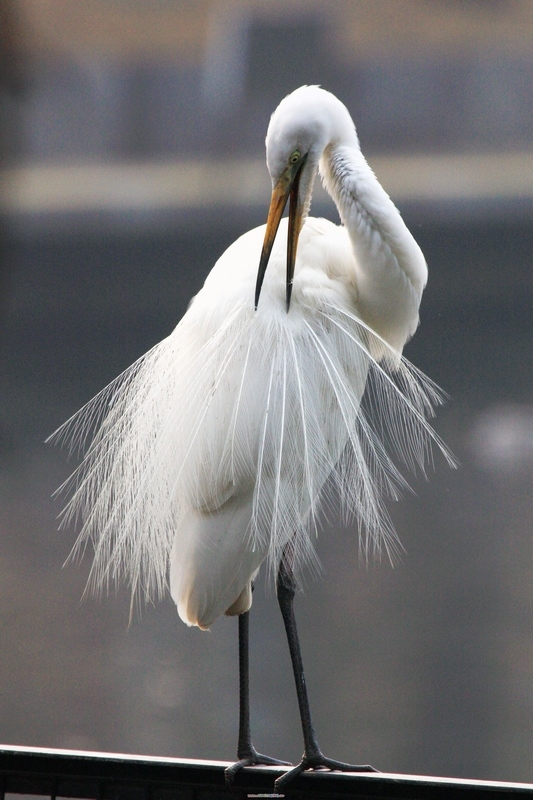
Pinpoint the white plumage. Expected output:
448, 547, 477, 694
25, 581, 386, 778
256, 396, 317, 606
50, 85, 453, 632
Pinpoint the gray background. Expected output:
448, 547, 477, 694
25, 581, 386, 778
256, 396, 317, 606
1, 0, 533, 784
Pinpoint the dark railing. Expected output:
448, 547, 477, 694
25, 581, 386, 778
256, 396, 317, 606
1, 746, 533, 800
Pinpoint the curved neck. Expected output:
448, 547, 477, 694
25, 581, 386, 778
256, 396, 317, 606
319, 142, 428, 353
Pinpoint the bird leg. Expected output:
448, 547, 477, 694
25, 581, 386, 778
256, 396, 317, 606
224, 609, 291, 787
274, 544, 377, 792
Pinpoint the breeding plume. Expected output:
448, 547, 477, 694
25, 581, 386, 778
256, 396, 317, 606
51, 86, 453, 790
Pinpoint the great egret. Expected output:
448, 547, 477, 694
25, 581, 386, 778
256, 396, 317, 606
50, 85, 454, 791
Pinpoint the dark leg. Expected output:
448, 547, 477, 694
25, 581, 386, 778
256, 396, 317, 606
274, 545, 377, 792
224, 610, 291, 787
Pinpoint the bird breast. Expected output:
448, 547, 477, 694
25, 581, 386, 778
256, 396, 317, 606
163, 218, 371, 575
198, 216, 358, 322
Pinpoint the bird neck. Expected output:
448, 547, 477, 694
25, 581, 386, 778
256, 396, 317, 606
319, 141, 428, 354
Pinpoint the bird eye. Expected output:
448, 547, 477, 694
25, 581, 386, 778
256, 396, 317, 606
290, 150, 301, 165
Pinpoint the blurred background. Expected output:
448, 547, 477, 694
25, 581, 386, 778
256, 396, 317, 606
1, 0, 533, 785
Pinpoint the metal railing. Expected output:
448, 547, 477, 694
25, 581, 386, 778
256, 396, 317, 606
2, 746, 533, 800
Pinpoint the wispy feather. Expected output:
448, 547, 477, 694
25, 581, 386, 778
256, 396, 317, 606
49, 293, 454, 604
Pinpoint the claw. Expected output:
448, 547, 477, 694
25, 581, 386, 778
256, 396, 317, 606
274, 754, 377, 793
225, 747, 292, 788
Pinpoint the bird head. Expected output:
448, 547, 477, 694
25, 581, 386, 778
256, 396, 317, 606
255, 86, 355, 312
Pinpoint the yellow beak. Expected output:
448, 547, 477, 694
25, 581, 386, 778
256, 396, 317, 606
255, 155, 307, 312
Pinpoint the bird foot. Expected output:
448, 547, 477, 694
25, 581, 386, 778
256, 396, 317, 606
274, 751, 378, 793
225, 746, 292, 788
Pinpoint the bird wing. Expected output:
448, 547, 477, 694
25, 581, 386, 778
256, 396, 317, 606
169, 494, 266, 629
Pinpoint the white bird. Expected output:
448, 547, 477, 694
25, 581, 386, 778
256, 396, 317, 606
50, 85, 454, 791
